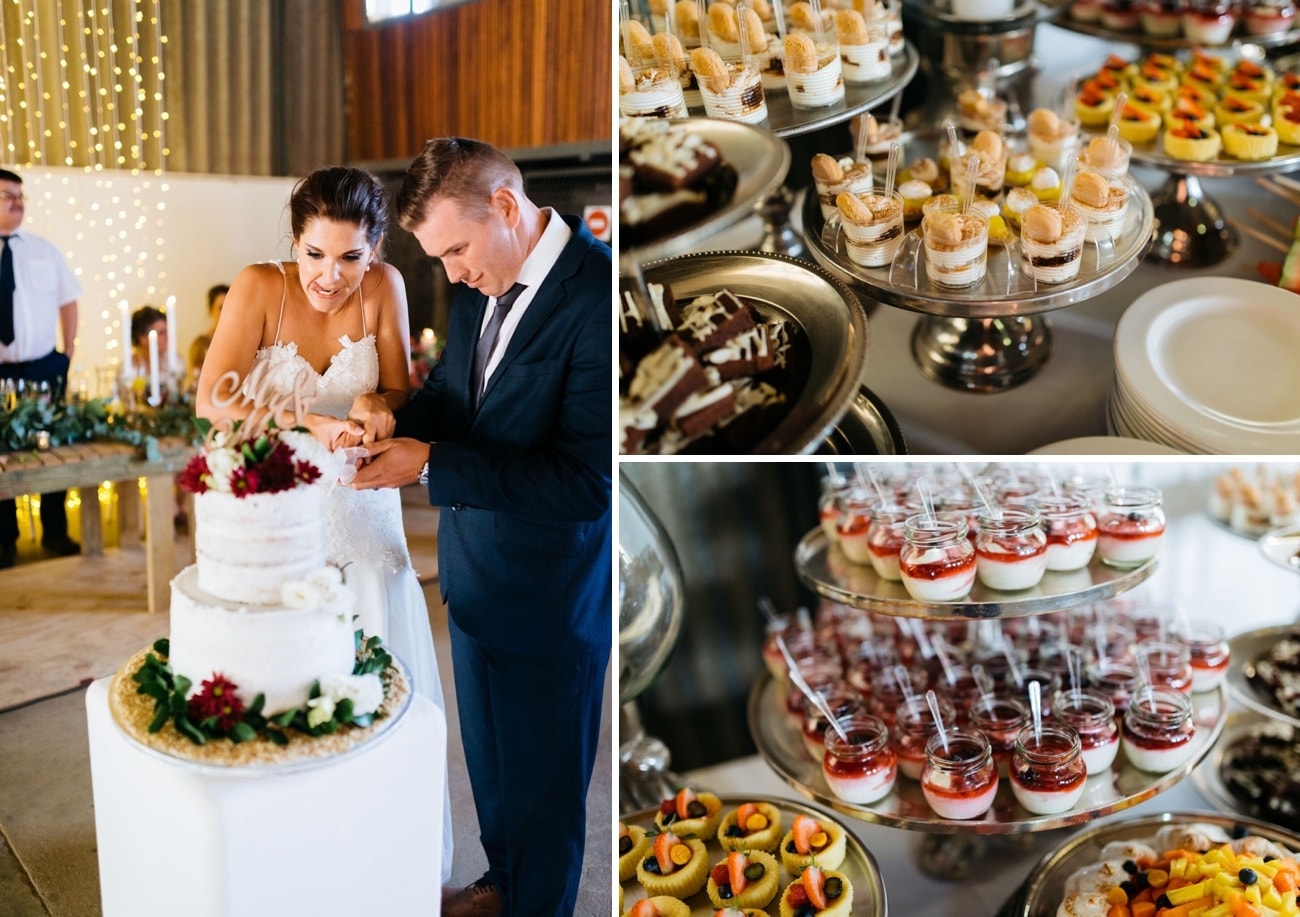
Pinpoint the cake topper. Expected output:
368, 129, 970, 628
204, 361, 318, 447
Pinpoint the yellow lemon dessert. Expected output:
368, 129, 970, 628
1222, 122, 1279, 160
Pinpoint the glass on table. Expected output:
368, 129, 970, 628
922, 204, 989, 290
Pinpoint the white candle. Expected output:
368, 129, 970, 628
420, 327, 435, 348
119, 299, 131, 366
148, 329, 160, 405
164, 294, 179, 372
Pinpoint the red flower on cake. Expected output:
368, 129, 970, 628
179, 428, 324, 498
188, 673, 246, 732
177, 456, 210, 495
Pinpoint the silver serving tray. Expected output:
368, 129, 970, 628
748, 672, 1228, 835
794, 527, 1157, 619
1081, 127, 1300, 178
1055, 17, 1300, 52
620, 793, 888, 917
1226, 623, 1300, 728
815, 385, 908, 455
640, 251, 869, 455
1014, 811, 1300, 917
1259, 525, 1300, 575
759, 42, 919, 139
1190, 708, 1299, 827
801, 148, 1155, 317
622, 118, 791, 264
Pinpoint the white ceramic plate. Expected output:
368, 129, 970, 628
1114, 277, 1300, 454
1028, 435, 1185, 455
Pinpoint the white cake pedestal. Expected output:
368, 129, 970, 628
86, 676, 445, 917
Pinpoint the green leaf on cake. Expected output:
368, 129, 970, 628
174, 716, 206, 745
153, 638, 170, 657
229, 722, 257, 744
147, 704, 170, 734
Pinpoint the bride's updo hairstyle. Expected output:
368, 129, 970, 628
289, 166, 390, 253
395, 137, 523, 229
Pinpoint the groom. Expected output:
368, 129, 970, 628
351, 137, 611, 917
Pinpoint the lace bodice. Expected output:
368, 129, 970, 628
248, 335, 379, 422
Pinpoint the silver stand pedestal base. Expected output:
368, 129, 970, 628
917, 833, 1039, 881
758, 187, 806, 260
910, 315, 1053, 392
1148, 172, 1238, 267
619, 701, 680, 814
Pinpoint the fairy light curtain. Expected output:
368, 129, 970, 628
0, 0, 344, 176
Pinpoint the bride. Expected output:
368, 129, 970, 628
195, 166, 453, 879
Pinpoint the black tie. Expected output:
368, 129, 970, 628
0, 236, 14, 346
469, 282, 526, 414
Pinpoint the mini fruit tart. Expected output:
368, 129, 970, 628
1221, 121, 1279, 159
637, 832, 710, 899
712, 909, 769, 917
706, 850, 781, 909
780, 813, 848, 875
1164, 123, 1222, 161
654, 787, 724, 838
777, 865, 855, 917
1214, 94, 1265, 125
619, 822, 652, 882
624, 896, 692, 917
717, 801, 784, 852
1076, 82, 1116, 127
1117, 103, 1163, 144
1273, 97, 1300, 144
1130, 84, 1172, 114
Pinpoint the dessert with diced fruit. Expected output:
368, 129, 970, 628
777, 865, 854, 917
717, 801, 784, 852
780, 814, 848, 874
706, 850, 781, 909
654, 787, 724, 837
636, 831, 711, 898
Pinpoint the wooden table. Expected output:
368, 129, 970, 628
0, 438, 197, 613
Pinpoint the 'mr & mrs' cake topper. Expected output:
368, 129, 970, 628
202, 362, 318, 447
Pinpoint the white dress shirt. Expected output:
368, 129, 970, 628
475, 207, 572, 392
0, 230, 82, 363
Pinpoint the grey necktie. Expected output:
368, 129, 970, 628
469, 282, 526, 414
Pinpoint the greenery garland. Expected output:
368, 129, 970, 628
0, 397, 202, 461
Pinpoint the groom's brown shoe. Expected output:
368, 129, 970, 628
442, 878, 503, 917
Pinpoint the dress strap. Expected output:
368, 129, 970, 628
271, 260, 288, 345
359, 274, 367, 338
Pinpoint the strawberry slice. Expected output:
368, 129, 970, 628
675, 787, 697, 820
792, 814, 821, 855
804, 865, 827, 910
727, 851, 750, 897
653, 832, 679, 874
630, 900, 659, 917
786, 884, 810, 910
711, 863, 730, 886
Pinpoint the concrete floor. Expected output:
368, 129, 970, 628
0, 493, 613, 916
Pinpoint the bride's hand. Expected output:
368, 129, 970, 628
346, 393, 396, 444
306, 414, 363, 450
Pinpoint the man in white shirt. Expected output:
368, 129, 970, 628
0, 168, 83, 567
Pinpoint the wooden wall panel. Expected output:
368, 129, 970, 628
343, 0, 611, 162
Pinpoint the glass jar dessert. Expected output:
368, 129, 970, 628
936, 665, 985, 726
867, 665, 928, 729
1097, 486, 1165, 568
974, 508, 1049, 591
893, 694, 957, 780
1121, 685, 1197, 772
801, 688, 865, 761
819, 472, 855, 543
899, 515, 977, 602
970, 694, 1030, 776
762, 615, 818, 682
784, 660, 842, 719
920, 728, 999, 820
1009, 723, 1088, 815
1036, 495, 1099, 571
836, 494, 877, 566
864, 504, 914, 581
1136, 640, 1194, 694
1087, 658, 1141, 714
822, 713, 898, 804
1052, 687, 1119, 775
1174, 621, 1231, 692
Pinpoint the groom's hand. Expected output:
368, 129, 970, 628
349, 437, 431, 490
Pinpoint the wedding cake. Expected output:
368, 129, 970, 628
167, 432, 356, 715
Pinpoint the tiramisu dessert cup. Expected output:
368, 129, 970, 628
922, 206, 990, 289
822, 713, 898, 804
1079, 135, 1132, 178
951, 130, 1008, 200
835, 9, 891, 83
899, 514, 977, 602
837, 189, 905, 268
1028, 109, 1082, 171
920, 728, 999, 820
811, 153, 874, 221
957, 88, 1009, 133
1019, 203, 1088, 285
1069, 170, 1129, 245
783, 32, 847, 109
690, 48, 768, 124
1097, 485, 1164, 568
974, 507, 1049, 591
653, 31, 702, 109
706, 1, 744, 58
855, 113, 905, 163
619, 57, 690, 118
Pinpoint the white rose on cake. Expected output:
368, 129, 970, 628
305, 694, 336, 728
281, 579, 315, 609
307, 565, 344, 589
203, 447, 244, 492
319, 672, 384, 716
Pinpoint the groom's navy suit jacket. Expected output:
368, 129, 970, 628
395, 216, 611, 660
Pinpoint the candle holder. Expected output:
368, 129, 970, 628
35, 431, 51, 451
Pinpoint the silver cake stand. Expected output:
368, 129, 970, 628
801, 135, 1155, 391
1054, 17, 1300, 54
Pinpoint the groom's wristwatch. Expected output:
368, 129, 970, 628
417, 461, 429, 487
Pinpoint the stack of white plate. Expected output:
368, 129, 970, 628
1110, 277, 1300, 454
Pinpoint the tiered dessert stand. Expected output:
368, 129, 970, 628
801, 136, 1156, 390
747, 529, 1228, 877
1053, 19, 1300, 265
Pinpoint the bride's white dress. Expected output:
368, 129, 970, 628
246, 269, 453, 880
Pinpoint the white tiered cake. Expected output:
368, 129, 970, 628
167, 481, 357, 716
